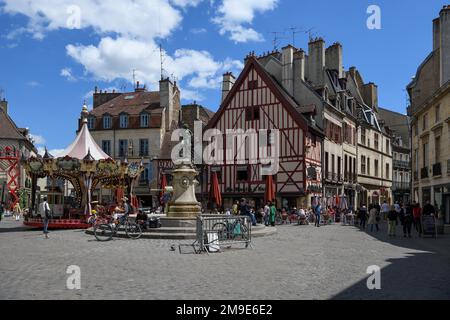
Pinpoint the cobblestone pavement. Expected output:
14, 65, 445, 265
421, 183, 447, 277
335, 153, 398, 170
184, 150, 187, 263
1, 217, 449, 300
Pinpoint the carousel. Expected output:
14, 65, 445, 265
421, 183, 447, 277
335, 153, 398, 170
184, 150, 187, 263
23, 104, 143, 229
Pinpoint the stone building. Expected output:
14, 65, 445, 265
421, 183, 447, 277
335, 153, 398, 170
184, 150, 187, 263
0, 98, 38, 208
379, 108, 411, 204
407, 5, 450, 224
82, 79, 180, 207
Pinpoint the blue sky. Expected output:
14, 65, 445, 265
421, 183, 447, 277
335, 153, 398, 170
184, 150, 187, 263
0, 0, 446, 154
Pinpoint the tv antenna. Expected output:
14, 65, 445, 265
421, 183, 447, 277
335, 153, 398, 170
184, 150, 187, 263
159, 43, 166, 80
304, 27, 317, 41
269, 31, 286, 51
286, 26, 301, 46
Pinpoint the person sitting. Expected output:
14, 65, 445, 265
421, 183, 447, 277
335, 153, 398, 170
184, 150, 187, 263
136, 209, 148, 229
298, 207, 308, 225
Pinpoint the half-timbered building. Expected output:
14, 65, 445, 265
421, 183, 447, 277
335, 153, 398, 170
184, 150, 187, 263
205, 54, 323, 210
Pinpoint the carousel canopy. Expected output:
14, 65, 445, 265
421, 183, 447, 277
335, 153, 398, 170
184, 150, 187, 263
62, 119, 110, 160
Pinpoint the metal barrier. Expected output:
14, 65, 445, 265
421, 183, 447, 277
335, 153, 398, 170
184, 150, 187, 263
179, 215, 252, 254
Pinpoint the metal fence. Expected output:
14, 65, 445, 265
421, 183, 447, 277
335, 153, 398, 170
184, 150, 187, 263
179, 215, 252, 254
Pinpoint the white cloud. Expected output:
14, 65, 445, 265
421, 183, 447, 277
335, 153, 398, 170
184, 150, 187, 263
27, 81, 41, 87
180, 88, 205, 102
60, 68, 76, 81
66, 37, 243, 91
213, 0, 278, 42
1, 0, 183, 41
29, 134, 46, 145
37, 147, 66, 158
170, 0, 204, 8
190, 27, 207, 34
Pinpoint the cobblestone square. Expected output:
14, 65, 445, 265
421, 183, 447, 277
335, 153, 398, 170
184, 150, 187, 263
1, 218, 449, 300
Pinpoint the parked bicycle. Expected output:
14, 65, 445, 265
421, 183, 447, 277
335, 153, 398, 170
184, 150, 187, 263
212, 217, 250, 242
93, 212, 142, 241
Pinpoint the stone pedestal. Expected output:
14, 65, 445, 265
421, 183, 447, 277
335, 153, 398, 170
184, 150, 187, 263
167, 162, 202, 218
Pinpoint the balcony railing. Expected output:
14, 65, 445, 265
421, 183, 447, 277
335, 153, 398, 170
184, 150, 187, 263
393, 182, 411, 191
344, 173, 357, 183
421, 167, 429, 179
433, 163, 442, 176
393, 160, 411, 169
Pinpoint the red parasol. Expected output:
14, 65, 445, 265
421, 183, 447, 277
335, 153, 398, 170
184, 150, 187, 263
209, 171, 222, 208
160, 173, 167, 204
115, 188, 124, 203
264, 175, 276, 203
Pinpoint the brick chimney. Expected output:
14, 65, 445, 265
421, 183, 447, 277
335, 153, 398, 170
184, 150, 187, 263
93, 86, 121, 108
281, 45, 295, 96
160, 78, 180, 131
294, 49, 306, 81
0, 98, 7, 114
326, 42, 343, 78
307, 38, 325, 85
362, 82, 378, 111
222, 72, 236, 103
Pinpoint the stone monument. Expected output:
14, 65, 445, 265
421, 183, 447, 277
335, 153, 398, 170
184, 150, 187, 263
166, 160, 202, 218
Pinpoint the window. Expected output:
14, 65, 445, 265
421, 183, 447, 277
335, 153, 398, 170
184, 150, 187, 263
435, 136, 441, 163
119, 139, 128, 157
374, 133, 379, 150
103, 115, 112, 129
386, 163, 390, 179
367, 157, 371, 176
423, 113, 428, 131
414, 123, 418, 136
248, 80, 258, 90
361, 155, 366, 175
423, 142, 429, 167
139, 166, 149, 184
435, 105, 440, 122
101, 140, 111, 156
374, 159, 379, 177
236, 167, 249, 182
140, 113, 149, 128
325, 152, 329, 174
361, 128, 366, 145
139, 139, 149, 157
337, 156, 341, 180
119, 114, 129, 128
87, 117, 95, 130
344, 155, 348, 177
332, 154, 335, 175
386, 139, 390, 155
246, 107, 260, 121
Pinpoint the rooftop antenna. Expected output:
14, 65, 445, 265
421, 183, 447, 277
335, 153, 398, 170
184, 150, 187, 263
159, 43, 165, 80
286, 26, 301, 46
269, 31, 286, 51
304, 27, 316, 41
132, 69, 137, 89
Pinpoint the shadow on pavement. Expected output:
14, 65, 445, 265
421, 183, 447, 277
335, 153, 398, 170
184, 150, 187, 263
332, 222, 450, 300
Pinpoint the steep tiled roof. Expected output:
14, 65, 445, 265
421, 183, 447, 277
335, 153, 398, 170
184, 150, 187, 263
89, 91, 161, 117
0, 108, 28, 140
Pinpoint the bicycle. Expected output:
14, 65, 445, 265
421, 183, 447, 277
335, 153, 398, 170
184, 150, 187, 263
212, 217, 250, 243
93, 212, 142, 241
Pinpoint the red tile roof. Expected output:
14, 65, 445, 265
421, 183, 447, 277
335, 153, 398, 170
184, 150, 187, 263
89, 91, 162, 117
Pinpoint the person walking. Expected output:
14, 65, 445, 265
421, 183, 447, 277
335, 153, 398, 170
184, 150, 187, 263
269, 201, 276, 227
359, 205, 368, 229
39, 197, 51, 239
263, 202, 270, 226
381, 200, 390, 222
412, 202, 422, 237
314, 203, 322, 227
13, 202, 21, 221
401, 203, 413, 238
387, 205, 398, 237
368, 205, 379, 232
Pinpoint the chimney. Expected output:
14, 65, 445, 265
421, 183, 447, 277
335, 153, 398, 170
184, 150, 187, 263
222, 72, 235, 103
433, 18, 441, 51
307, 38, 325, 85
325, 42, 343, 78
160, 78, 180, 131
93, 88, 121, 108
362, 82, 378, 111
281, 45, 295, 96
294, 49, 306, 81
0, 99, 7, 114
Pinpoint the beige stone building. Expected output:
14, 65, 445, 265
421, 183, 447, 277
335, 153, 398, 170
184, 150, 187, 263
82, 79, 180, 207
407, 5, 450, 224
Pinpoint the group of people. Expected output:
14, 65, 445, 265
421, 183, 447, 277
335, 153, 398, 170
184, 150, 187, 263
355, 200, 437, 238
0, 201, 23, 222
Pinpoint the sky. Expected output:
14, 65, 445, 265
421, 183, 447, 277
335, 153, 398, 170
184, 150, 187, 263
0, 0, 447, 154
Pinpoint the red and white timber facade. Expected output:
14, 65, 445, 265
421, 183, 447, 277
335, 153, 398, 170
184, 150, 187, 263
204, 55, 323, 209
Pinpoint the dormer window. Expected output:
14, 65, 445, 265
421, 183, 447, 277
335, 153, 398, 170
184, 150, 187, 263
119, 113, 129, 128
103, 115, 112, 129
87, 116, 95, 130
140, 113, 149, 128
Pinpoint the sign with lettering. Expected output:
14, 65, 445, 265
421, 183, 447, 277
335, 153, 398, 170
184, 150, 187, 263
422, 215, 437, 238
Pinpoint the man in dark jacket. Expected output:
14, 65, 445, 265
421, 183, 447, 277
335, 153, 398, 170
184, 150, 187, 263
422, 201, 436, 216
401, 204, 413, 238
388, 206, 398, 237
